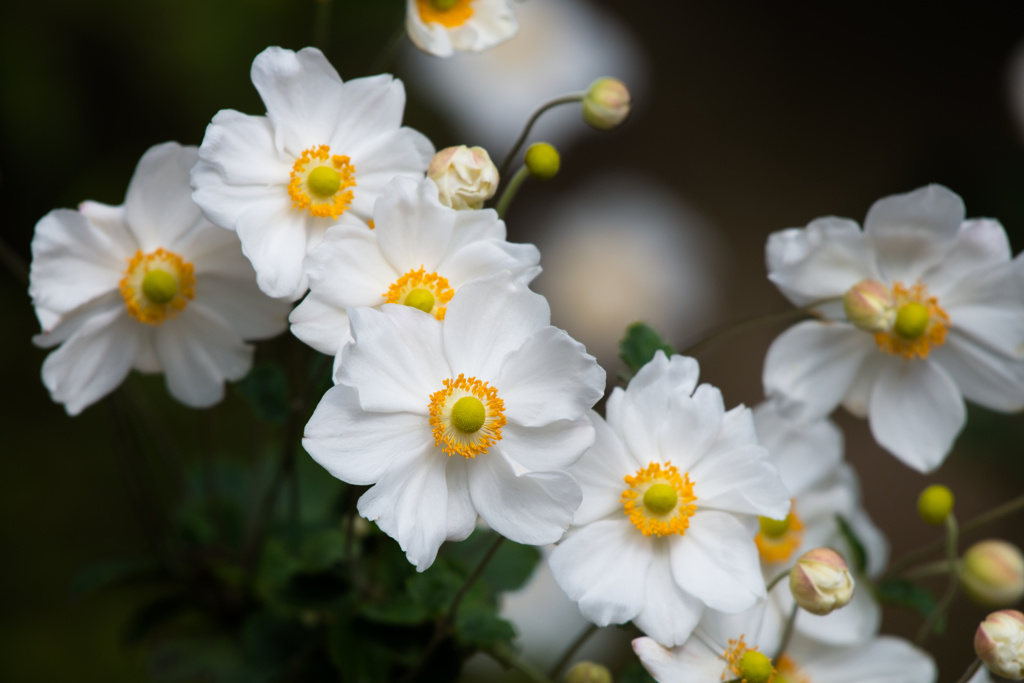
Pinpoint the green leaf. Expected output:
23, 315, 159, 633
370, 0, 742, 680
236, 363, 290, 424
619, 662, 657, 683
876, 578, 937, 617
834, 514, 868, 575
407, 560, 465, 616
359, 593, 429, 626
72, 557, 165, 597
454, 602, 515, 647
619, 323, 674, 376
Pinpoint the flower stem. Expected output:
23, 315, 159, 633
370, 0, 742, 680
497, 93, 584, 181
901, 558, 957, 581
772, 604, 799, 662
495, 165, 531, 219
485, 641, 555, 683
369, 21, 406, 74
312, 0, 334, 52
916, 513, 959, 644
548, 623, 599, 679
679, 299, 837, 357
766, 568, 791, 593
954, 658, 983, 683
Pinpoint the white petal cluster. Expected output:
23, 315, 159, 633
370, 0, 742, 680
30, 142, 290, 415
549, 352, 791, 647
406, 0, 518, 58
764, 184, 1024, 472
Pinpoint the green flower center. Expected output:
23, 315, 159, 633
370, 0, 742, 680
404, 288, 435, 313
307, 166, 341, 198
894, 302, 929, 339
759, 514, 792, 539
430, 0, 459, 8
142, 269, 177, 305
643, 483, 678, 515
451, 396, 486, 434
739, 651, 774, 683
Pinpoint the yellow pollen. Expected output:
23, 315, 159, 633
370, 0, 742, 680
119, 248, 195, 326
367, 219, 375, 230
621, 462, 697, 537
873, 281, 949, 359
417, 0, 474, 27
774, 656, 810, 683
721, 636, 775, 683
384, 268, 454, 320
429, 374, 506, 458
288, 144, 356, 219
756, 502, 804, 563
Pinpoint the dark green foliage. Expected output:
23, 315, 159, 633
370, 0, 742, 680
619, 323, 674, 377
619, 661, 658, 683
235, 363, 291, 424
876, 578, 944, 634
834, 514, 868, 575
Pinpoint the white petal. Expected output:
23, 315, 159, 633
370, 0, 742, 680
328, 74, 410, 153
706, 404, 760, 455
500, 418, 595, 473
868, 359, 965, 473
864, 184, 964, 283
468, 447, 580, 545
444, 458, 477, 542
633, 547, 705, 647
841, 352, 887, 418
303, 383, 433, 485
78, 200, 137, 254
197, 274, 290, 340
790, 575, 882, 645
235, 193, 311, 299
763, 321, 874, 422
942, 258, 1024, 361
193, 109, 289, 192
798, 635, 936, 683
125, 142, 204, 253
449, 207, 505, 248
371, 177, 455, 274
657, 384, 725, 472
924, 219, 1012, 296
304, 223, 393, 308
357, 444, 450, 571
405, 0, 455, 57
690, 446, 790, 519
616, 352, 701, 465
570, 411, 637, 527
549, 518, 653, 626
753, 400, 844, 497
670, 511, 764, 613
443, 271, 550, 379
134, 327, 161, 373
935, 335, 1024, 412
632, 635, 724, 683
289, 293, 352, 356
346, 128, 435, 219
440, 239, 542, 289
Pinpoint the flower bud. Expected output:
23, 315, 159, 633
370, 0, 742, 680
524, 142, 560, 180
843, 279, 895, 333
917, 484, 954, 526
565, 661, 612, 683
582, 77, 631, 131
975, 610, 1024, 680
789, 548, 855, 615
427, 145, 499, 210
962, 541, 1024, 608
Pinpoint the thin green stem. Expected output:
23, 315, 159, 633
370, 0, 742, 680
548, 623, 599, 679
485, 641, 554, 683
679, 299, 837, 357
901, 558, 957, 581
369, 21, 406, 74
497, 94, 584, 181
954, 658, 983, 683
766, 569, 791, 593
496, 165, 530, 219
312, 0, 334, 52
772, 604, 799, 662
916, 513, 959, 644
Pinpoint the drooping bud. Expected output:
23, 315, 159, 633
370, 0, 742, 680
843, 279, 895, 333
737, 650, 774, 683
789, 548, 855, 615
975, 610, 1024, 680
962, 541, 1024, 608
917, 484, 954, 526
428, 145, 499, 210
524, 142, 560, 180
565, 661, 612, 683
582, 77, 631, 131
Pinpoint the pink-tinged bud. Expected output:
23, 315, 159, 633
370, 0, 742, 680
789, 548, 855, 615
582, 77, 631, 131
975, 610, 1024, 680
843, 279, 896, 333
427, 145, 499, 210
962, 541, 1024, 608
565, 662, 612, 683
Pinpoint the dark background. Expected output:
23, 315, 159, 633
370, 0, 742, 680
2, 1, 1024, 680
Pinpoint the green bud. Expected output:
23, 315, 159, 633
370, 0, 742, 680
917, 485, 954, 526
582, 77, 631, 131
843, 279, 895, 333
565, 662, 612, 683
525, 143, 560, 181
962, 541, 1024, 608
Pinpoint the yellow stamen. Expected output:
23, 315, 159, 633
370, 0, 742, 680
756, 502, 805, 563
287, 144, 356, 219
384, 268, 454, 320
429, 374, 506, 458
721, 636, 775, 683
873, 281, 948, 359
774, 655, 810, 683
417, 0, 474, 27
621, 462, 697, 537
119, 248, 195, 325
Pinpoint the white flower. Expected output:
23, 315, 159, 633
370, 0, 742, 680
548, 352, 791, 647
428, 145, 500, 210
30, 142, 290, 415
633, 606, 937, 683
406, 0, 518, 58
191, 46, 434, 300
753, 400, 888, 646
302, 272, 605, 571
763, 184, 1024, 472
289, 177, 539, 359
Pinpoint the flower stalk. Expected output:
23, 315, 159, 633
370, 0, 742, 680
916, 513, 959, 644
498, 93, 584, 180
496, 164, 531, 219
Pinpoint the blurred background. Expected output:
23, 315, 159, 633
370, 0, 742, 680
3, 0, 1024, 680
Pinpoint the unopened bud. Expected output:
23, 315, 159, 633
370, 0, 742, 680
582, 77, 631, 131
962, 541, 1024, 608
789, 548, 855, 615
975, 610, 1024, 680
565, 661, 612, 683
524, 142, 560, 180
843, 279, 895, 333
427, 145, 499, 210
917, 484, 954, 526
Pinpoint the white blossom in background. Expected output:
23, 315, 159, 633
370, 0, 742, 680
1007, 39, 1024, 146
191, 46, 434, 299
303, 272, 605, 571
289, 177, 539, 361
406, 0, 518, 58
30, 142, 291, 415
531, 174, 722, 370
764, 185, 1024, 473
402, 0, 646, 153
549, 352, 790, 647
753, 400, 888, 646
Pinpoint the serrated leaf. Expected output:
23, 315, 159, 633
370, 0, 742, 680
834, 514, 868, 575
876, 578, 937, 617
454, 602, 516, 646
620, 323, 674, 376
235, 363, 290, 424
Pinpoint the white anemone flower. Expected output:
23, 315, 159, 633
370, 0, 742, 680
289, 176, 539, 360
191, 46, 434, 300
548, 352, 791, 647
302, 272, 605, 571
406, 0, 518, 58
30, 142, 291, 415
764, 184, 1024, 473
634, 605, 937, 683
753, 401, 888, 647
